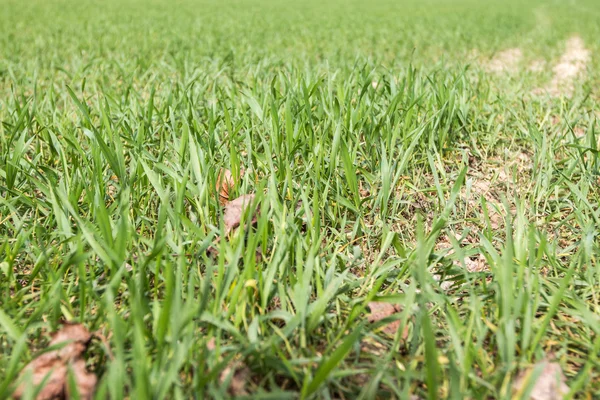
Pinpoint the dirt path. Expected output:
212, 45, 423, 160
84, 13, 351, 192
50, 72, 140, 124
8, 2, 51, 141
536, 35, 590, 96
486, 48, 523, 73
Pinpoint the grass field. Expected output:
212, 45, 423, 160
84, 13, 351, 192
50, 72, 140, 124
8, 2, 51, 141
1, 0, 600, 398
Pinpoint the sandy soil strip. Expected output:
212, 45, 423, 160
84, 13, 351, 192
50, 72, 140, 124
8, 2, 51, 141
527, 60, 545, 73
486, 48, 523, 73
536, 35, 590, 96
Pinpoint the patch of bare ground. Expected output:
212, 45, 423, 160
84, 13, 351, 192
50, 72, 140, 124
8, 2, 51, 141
528, 59, 546, 73
219, 360, 251, 397
549, 114, 595, 152
14, 323, 97, 400
513, 359, 569, 399
534, 35, 590, 96
486, 48, 523, 73
366, 302, 409, 338
369, 141, 585, 288
461, 150, 531, 233
432, 150, 533, 285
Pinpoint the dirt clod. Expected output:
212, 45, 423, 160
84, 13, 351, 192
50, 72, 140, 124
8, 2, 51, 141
367, 302, 408, 338
224, 194, 258, 234
513, 360, 569, 400
13, 323, 96, 400
219, 361, 250, 397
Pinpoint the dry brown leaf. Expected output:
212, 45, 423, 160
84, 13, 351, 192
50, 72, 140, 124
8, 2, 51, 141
216, 169, 234, 206
219, 361, 250, 397
224, 194, 257, 234
367, 302, 408, 338
13, 323, 96, 400
513, 360, 569, 400
216, 169, 244, 206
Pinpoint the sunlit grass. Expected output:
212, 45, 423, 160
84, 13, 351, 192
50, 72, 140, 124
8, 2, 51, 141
1, 0, 599, 398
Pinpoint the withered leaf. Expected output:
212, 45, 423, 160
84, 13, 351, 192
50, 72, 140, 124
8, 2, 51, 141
513, 360, 569, 400
367, 302, 408, 338
216, 169, 244, 206
13, 323, 96, 400
224, 194, 257, 234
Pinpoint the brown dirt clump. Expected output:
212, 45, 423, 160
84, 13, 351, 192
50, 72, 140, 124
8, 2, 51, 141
223, 194, 257, 234
513, 360, 569, 400
13, 323, 97, 400
366, 302, 409, 338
